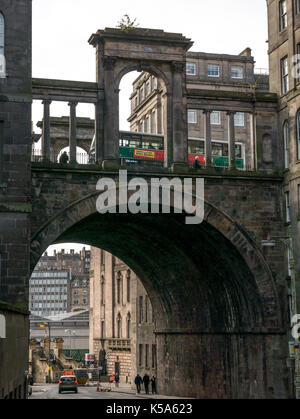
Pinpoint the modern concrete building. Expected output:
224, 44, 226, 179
29, 269, 71, 316
89, 248, 156, 385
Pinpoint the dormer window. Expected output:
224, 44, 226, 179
0, 13, 5, 78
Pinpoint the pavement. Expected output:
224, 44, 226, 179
31, 382, 189, 399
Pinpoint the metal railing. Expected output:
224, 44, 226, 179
254, 68, 269, 75
32, 150, 89, 165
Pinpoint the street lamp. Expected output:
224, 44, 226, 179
40, 322, 51, 384
64, 329, 75, 359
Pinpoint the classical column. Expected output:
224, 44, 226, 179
103, 56, 119, 170
227, 111, 236, 169
171, 61, 188, 170
203, 110, 212, 167
95, 96, 104, 164
42, 99, 51, 160
68, 101, 78, 163
249, 111, 257, 171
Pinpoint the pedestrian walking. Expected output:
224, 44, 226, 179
134, 374, 143, 394
115, 372, 120, 387
151, 375, 157, 394
143, 373, 150, 394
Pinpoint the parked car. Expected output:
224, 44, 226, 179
58, 375, 78, 394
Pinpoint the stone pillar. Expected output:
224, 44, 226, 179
171, 62, 188, 171
42, 99, 51, 160
203, 110, 213, 167
249, 111, 257, 171
53, 338, 64, 359
103, 56, 119, 170
227, 111, 236, 170
68, 101, 78, 163
95, 98, 104, 164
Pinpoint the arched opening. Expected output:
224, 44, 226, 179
117, 67, 167, 169
30, 194, 286, 398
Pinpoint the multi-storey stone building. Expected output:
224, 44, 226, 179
267, 0, 300, 396
128, 49, 269, 170
89, 248, 156, 385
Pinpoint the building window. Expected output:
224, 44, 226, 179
145, 344, 149, 368
231, 66, 243, 79
152, 345, 157, 369
234, 112, 245, 127
211, 111, 221, 125
281, 56, 289, 94
279, 0, 287, 31
145, 296, 149, 323
186, 62, 196, 75
116, 272, 122, 304
101, 277, 105, 306
144, 116, 149, 133
101, 250, 105, 265
127, 314, 131, 339
151, 110, 157, 134
188, 110, 197, 124
208, 64, 220, 77
117, 314, 122, 339
126, 271, 131, 303
101, 321, 105, 339
298, 184, 300, 218
283, 120, 289, 169
0, 13, 4, 78
285, 191, 291, 223
139, 296, 143, 324
296, 110, 300, 160
139, 344, 143, 366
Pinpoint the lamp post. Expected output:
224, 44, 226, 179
40, 322, 51, 384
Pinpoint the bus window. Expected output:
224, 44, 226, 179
188, 140, 204, 155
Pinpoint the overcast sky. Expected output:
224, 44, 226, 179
32, 0, 268, 255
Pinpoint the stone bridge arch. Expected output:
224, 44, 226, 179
89, 27, 193, 169
30, 189, 289, 399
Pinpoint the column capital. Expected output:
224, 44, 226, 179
42, 99, 52, 106
226, 110, 236, 116
68, 101, 78, 107
202, 109, 212, 115
171, 61, 186, 73
103, 56, 117, 70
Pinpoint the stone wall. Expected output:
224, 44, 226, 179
0, 302, 29, 399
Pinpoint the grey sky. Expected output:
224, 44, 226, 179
32, 0, 268, 254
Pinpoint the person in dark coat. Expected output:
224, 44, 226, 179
151, 375, 157, 394
134, 374, 143, 394
194, 155, 201, 169
59, 151, 69, 164
114, 372, 120, 387
143, 373, 150, 394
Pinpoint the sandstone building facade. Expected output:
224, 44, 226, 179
267, 0, 300, 396
89, 248, 156, 385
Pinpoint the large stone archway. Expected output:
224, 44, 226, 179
88, 27, 193, 169
30, 191, 290, 399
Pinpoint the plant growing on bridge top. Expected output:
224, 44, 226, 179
117, 14, 139, 32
